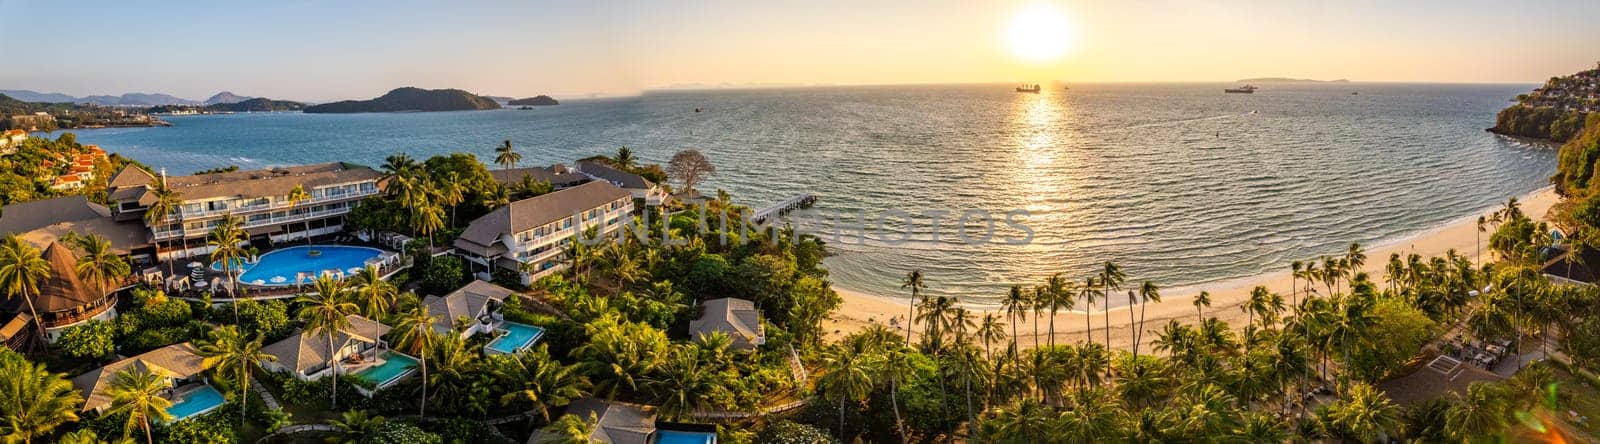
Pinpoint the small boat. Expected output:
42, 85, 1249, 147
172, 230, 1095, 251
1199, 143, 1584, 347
1224, 85, 1258, 94
1351, 92, 1359, 95
1015, 84, 1041, 93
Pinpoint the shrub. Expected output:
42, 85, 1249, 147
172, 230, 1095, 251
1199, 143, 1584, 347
360, 421, 441, 444
58, 320, 115, 359
420, 256, 466, 295
757, 420, 836, 444
234, 299, 292, 341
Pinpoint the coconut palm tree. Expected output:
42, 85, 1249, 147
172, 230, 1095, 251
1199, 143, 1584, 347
876, 342, 913, 444
977, 312, 1006, 363
1079, 277, 1100, 346
287, 184, 312, 244
1044, 273, 1074, 348
105, 368, 173, 444
1097, 262, 1125, 349
1192, 290, 1211, 323
613, 147, 637, 170
494, 344, 589, 421
207, 214, 247, 319
495, 139, 522, 172
0, 350, 83, 443
71, 233, 130, 300
328, 409, 386, 443
142, 176, 182, 277
391, 304, 437, 417
411, 201, 446, 251
1327, 382, 1400, 444
296, 276, 357, 409
1132, 281, 1161, 359
0, 235, 52, 349
196, 325, 275, 426
349, 265, 397, 320
1001, 285, 1027, 360
648, 348, 724, 421
1445, 381, 1511, 442
433, 172, 466, 227
817, 342, 875, 438
900, 270, 925, 348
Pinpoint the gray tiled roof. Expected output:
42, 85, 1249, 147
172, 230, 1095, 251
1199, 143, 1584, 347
456, 181, 631, 252
422, 280, 512, 333
262, 314, 391, 375
576, 160, 653, 190
0, 196, 150, 253
73, 343, 208, 411
689, 298, 763, 350
490, 166, 591, 188
119, 162, 382, 202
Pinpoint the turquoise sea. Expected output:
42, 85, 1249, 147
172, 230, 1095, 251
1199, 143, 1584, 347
72, 83, 1556, 304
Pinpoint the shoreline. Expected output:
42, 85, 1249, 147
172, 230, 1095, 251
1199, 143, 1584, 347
824, 186, 1560, 351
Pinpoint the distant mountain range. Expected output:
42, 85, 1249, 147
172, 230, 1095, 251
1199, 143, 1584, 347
0, 89, 271, 106
1234, 77, 1351, 83
303, 87, 501, 114
147, 98, 306, 114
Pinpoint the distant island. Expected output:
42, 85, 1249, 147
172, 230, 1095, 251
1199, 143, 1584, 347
147, 97, 306, 114
1234, 77, 1351, 83
1489, 62, 1599, 143
508, 95, 559, 106
302, 87, 501, 113
204, 91, 252, 105
0, 93, 168, 130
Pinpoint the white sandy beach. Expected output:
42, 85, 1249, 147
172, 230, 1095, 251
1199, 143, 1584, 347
824, 187, 1560, 351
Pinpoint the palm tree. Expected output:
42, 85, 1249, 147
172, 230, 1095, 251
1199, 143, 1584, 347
613, 146, 637, 170
1192, 290, 1211, 323
1132, 281, 1161, 359
197, 325, 274, 426
71, 233, 130, 300
648, 348, 723, 421
390, 304, 437, 417
105, 368, 173, 444
1445, 382, 1511, 442
349, 265, 397, 320
0, 350, 83, 443
207, 214, 247, 318
900, 270, 925, 348
1328, 382, 1400, 444
977, 312, 1006, 363
1079, 277, 1100, 346
1044, 273, 1073, 348
434, 172, 466, 227
328, 409, 386, 443
482, 183, 512, 210
1001, 285, 1027, 360
0, 235, 52, 349
296, 276, 357, 409
143, 176, 182, 277
1097, 262, 1125, 349
817, 343, 875, 438
1476, 216, 1488, 268
495, 139, 522, 172
494, 344, 589, 421
287, 184, 312, 244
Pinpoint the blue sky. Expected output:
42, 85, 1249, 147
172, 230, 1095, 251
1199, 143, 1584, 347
2, 0, 1597, 102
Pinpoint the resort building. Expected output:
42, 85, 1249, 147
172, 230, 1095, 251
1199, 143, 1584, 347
106, 162, 384, 260
490, 164, 592, 190
575, 159, 666, 206
0, 129, 25, 154
0, 242, 123, 343
71, 343, 219, 421
0, 196, 154, 264
454, 181, 633, 284
528, 398, 657, 444
424, 280, 546, 354
688, 298, 765, 351
261, 314, 417, 394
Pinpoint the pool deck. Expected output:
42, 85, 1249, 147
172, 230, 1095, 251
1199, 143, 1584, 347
346, 349, 420, 395
484, 321, 545, 355
161, 239, 411, 302
163, 384, 226, 423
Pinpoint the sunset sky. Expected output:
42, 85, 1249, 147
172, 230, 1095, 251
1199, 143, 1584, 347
2, 0, 1597, 101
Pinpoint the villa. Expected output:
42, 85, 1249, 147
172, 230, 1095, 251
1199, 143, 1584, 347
72, 343, 224, 422
105, 162, 384, 260
0, 129, 25, 154
575, 159, 666, 206
424, 280, 546, 354
490, 164, 592, 190
688, 298, 765, 351
261, 314, 417, 394
0, 242, 122, 344
529, 398, 657, 444
0, 196, 154, 263
454, 181, 633, 284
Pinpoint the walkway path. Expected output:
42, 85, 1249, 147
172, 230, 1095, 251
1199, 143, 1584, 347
250, 375, 281, 411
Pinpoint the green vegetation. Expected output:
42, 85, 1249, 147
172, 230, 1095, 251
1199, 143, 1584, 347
1492, 106, 1590, 142
303, 87, 500, 114
0, 132, 146, 205
507, 95, 559, 106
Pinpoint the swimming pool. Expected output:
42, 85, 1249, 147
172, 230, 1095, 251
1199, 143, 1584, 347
354, 351, 418, 388
224, 245, 384, 286
485, 322, 545, 354
165, 385, 226, 422
655, 430, 718, 444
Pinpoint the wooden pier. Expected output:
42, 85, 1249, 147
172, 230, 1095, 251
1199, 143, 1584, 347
752, 194, 818, 223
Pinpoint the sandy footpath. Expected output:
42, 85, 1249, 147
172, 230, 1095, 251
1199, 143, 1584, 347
823, 187, 1560, 351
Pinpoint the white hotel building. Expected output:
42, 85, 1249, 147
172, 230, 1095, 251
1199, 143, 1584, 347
453, 181, 633, 284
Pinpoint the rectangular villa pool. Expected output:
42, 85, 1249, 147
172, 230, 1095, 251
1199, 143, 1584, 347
354, 351, 418, 388
655, 430, 718, 444
165, 385, 226, 422
485, 322, 545, 355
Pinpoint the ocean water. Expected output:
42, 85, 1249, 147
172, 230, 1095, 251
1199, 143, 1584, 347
72, 83, 1557, 305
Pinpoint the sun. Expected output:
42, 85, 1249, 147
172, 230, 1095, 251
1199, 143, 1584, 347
1006, 5, 1073, 62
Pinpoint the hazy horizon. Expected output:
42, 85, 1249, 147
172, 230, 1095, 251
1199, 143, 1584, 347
3, 0, 1597, 102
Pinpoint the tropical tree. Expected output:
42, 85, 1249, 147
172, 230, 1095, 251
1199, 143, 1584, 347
0, 235, 52, 349
1044, 273, 1073, 348
495, 139, 522, 172
391, 304, 437, 417
613, 147, 637, 170
0, 350, 83, 443
71, 233, 130, 300
197, 325, 274, 426
817, 342, 875, 439
1445, 382, 1511, 443
1326, 382, 1399, 443
900, 270, 925, 347
207, 213, 247, 317
1193, 290, 1211, 323
648, 347, 725, 421
494, 344, 589, 421
327, 409, 386, 443
349, 265, 397, 320
287, 184, 312, 244
1001, 285, 1027, 360
296, 276, 357, 409
1079, 277, 1100, 346
1131, 281, 1161, 360
105, 368, 173, 444
665, 149, 715, 195
142, 176, 182, 277
1098, 262, 1126, 349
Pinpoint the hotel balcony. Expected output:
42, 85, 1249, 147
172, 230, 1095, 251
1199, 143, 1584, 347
173, 187, 378, 221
